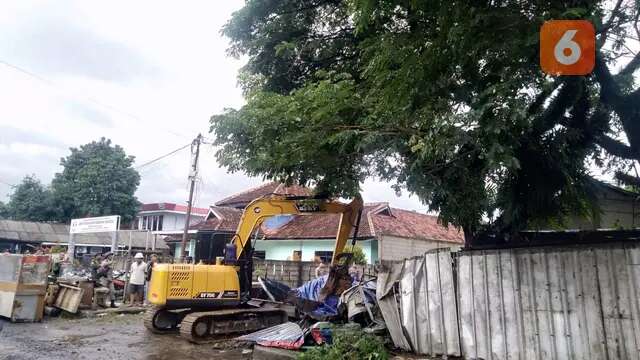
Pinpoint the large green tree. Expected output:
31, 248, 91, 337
6, 175, 57, 221
52, 138, 140, 223
212, 1, 640, 236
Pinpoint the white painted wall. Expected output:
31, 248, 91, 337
137, 212, 205, 231
253, 239, 378, 263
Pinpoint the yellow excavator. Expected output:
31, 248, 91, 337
144, 194, 363, 342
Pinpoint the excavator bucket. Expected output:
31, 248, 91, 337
319, 252, 353, 302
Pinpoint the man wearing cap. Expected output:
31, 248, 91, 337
128, 253, 147, 306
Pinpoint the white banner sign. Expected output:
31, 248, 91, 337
70, 215, 120, 234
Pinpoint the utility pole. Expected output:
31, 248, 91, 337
180, 133, 202, 263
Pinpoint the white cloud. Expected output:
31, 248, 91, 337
0, 1, 428, 213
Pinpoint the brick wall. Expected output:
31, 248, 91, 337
252, 259, 375, 288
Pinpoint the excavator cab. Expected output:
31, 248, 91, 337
145, 193, 363, 342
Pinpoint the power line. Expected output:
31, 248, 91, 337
0, 59, 190, 140
0, 179, 15, 188
135, 143, 191, 169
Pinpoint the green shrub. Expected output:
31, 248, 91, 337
298, 330, 388, 360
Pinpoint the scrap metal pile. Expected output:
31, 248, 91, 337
238, 264, 387, 351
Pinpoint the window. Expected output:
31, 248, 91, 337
141, 215, 165, 231
314, 251, 333, 264
253, 250, 266, 260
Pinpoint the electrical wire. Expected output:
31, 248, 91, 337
0, 179, 15, 187
0, 60, 190, 140
135, 143, 191, 169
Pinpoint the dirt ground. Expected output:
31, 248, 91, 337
0, 313, 252, 360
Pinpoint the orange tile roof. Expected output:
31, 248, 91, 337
214, 182, 313, 207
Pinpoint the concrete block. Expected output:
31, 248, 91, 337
252, 345, 298, 360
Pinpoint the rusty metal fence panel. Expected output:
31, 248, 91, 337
378, 248, 460, 357
457, 244, 640, 360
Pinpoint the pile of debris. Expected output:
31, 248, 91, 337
43, 252, 134, 317
238, 271, 387, 355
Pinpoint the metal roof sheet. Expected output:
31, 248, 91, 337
0, 220, 168, 249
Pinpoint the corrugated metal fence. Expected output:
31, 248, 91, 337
379, 243, 640, 360
457, 244, 640, 360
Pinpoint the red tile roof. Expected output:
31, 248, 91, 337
369, 207, 463, 243
189, 206, 243, 232
214, 182, 313, 207
176, 197, 463, 245
262, 203, 463, 244
261, 213, 374, 239
140, 203, 209, 216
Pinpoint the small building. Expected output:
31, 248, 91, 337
544, 181, 640, 230
0, 219, 169, 255
254, 202, 463, 263
134, 202, 209, 232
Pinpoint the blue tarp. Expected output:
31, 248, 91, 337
295, 275, 328, 301
295, 275, 340, 317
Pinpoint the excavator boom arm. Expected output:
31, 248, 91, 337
232, 195, 363, 265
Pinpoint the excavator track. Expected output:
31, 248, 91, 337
144, 306, 189, 334
179, 307, 288, 343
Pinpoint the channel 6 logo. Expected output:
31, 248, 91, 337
540, 20, 595, 76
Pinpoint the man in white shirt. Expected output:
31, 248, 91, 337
129, 253, 146, 306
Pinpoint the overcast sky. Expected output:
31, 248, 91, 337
0, 1, 426, 212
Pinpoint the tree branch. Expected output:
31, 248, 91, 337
597, 134, 640, 160
615, 171, 640, 188
594, 51, 624, 106
597, 0, 625, 48
617, 53, 640, 78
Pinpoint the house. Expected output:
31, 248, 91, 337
0, 219, 169, 255
164, 182, 308, 261
134, 202, 209, 232
214, 182, 312, 209
169, 183, 463, 263
546, 180, 640, 230
171, 206, 243, 262
254, 202, 463, 263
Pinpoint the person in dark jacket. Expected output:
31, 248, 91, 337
143, 254, 158, 306
145, 254, 158, 282
97, 252, 117, 308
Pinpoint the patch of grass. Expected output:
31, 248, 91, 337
298, 330, 388, 360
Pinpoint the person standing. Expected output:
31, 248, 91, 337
90, 254, 102, 281
145, 254, 158, 282
144, 254, 158, 306
98, 252, 117, 308
128, 253, 146, 306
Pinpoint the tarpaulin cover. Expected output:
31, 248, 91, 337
296, 274, 327, 301
295, 275, 339, 316
310, 322, 333, 344
237, 322, 304, 350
